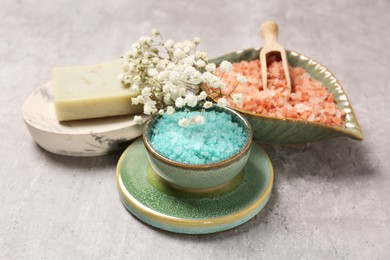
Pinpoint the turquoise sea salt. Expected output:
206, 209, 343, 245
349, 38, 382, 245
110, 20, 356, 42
150, 110, 247, 164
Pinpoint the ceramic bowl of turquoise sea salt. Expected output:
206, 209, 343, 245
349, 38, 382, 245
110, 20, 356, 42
209, 48, 363, 145
143, 105, 253, 191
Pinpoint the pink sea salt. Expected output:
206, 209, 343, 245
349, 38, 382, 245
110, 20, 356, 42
212, 59, 346, 127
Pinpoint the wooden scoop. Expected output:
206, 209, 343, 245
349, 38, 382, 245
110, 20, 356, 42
260, 21, 291, 91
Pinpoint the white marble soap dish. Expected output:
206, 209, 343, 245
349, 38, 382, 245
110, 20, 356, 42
22, 82, 144, 156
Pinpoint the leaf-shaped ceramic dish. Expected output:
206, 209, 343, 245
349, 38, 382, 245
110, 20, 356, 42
209, 48, 363, 144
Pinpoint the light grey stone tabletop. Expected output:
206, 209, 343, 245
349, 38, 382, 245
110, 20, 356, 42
1, 0, 389, 259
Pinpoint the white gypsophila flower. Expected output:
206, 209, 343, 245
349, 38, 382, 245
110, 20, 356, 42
139, 36, 152, 46
124, 62, 136, 73
190, 71, 203, 85
122, 61, 131, 71
218, 81, 226, 90
217, 98, 228, 107
178, 117, 190, 128
132, 58, 141, 65
203, 101, 213, 109
195, 59, 206, 68
129, 84, 139, 93
184, 66, 196, 77
120, 30, 228, 121
144, 105, 157, 115
156, 60, 168, 70
144, 52, 152, 59
175, 97, 186, 108
157, 71, 169, 82
173, 49, 187, 59
132, 75, 141, 84
128, 61, 136, 69
193, 37, 200, 45
202, 71, 214, 82
158, 109, 164, 115
134, 115, 144, 125
220, 60, 232, 73
183, 46, 190, 54
127, 49, 137, 59
163, 94, 172, 105
130, 42, 141, 50
123, 75, 133, 84
183, 40, 195, 50
169, 89, 179, 100
193, 115, 205, 125
185, 93, 198, 107
195, 51, 202, 59
148, 68, 158, 77
146, 98, 157, 107
174, 42, 183, 49
208, 77, 222, 89
195, 51, 208, 61
162, 83, 172, 93
131, 96, 139, 105
178, 86, 187, 97
205, 74, 225, 90
169, 71, 180, 82
164, 39, 174, 48
166, 106, 175, 115
144, 100, 157, 114
141, 87, 152, 97
151, 28, 160, 37
123, 51, 132, 61
236, 74, 247, 83
151, 57, 160, 64
183, 55, 195, 65
166, 62, 175, 70
198, 91, 207, 101
201, 52, 208, 60
232, 93, 244, 106
205, 63, 216, 72
131, 95, 145, 105
154, 91, 163, 101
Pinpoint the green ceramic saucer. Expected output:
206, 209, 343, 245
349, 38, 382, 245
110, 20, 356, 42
116, 138, 274, 234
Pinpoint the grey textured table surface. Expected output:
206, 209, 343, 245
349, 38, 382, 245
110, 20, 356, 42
1, 0, 389, 259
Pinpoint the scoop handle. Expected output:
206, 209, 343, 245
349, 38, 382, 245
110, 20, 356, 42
260, 21, 279, 44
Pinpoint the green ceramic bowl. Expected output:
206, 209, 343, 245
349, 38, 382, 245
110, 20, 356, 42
143, 105, 253, 191
209, 48, 363, 144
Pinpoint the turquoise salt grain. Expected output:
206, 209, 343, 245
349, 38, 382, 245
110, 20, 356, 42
150, 110, 247, 165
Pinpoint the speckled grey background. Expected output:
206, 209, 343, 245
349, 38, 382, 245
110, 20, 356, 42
1, 0, 389, 259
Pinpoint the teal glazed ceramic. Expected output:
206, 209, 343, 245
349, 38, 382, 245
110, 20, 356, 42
210, 48, 363, 144
116, 138, 274, 234
143, 105, 253, 190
